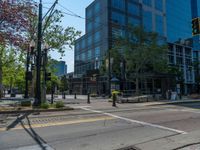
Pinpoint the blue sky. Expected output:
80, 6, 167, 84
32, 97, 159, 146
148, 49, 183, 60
43, 0, 94, 73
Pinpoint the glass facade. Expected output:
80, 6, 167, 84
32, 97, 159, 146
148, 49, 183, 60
143, 0, 152, 6
155, 0, 163, 11
111, 11, 126, 25
143, 10, 152, 32
111, 0, 125, 10
166, 0, 192, 43
74, 0, 197, 76
155, 14, 164, 36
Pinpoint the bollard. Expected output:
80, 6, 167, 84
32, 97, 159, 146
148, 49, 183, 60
64, 92, 66, 99
51, 91, 54, 104
112, 93, 116, 107
74, 93, 77, 99
87, 92, 90, 104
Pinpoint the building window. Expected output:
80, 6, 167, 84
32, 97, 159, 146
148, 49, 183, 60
94, 16, 100, 28
112, 28, 125, 39
76, 43, 80, 51
111, 0, 125, 10
143, 0, 152, 6
94, 2, 100, 13
128, 3, 140, 16
155, 15, 164, 36
155, 0, 163, 11
81, 52, 86, 61
176, 57, 183, 65
94, 31, 100, 43
128, 17, 140, 26
111, 11, 125, 25
86, 8, 92, 19
88, 49, 92, 60
87, 35, 92, 47
81, 39, 85, 49
143, 10, 152, 31
95, 47, 100, 57
87, 21, 92, 32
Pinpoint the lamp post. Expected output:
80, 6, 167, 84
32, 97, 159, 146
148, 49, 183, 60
24, 45, 31, 98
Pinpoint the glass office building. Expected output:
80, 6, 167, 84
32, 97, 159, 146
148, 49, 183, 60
74, 0, 166, 76
166, 0, 192, 43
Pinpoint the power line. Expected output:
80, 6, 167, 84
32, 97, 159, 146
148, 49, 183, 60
56, 3, 109, 27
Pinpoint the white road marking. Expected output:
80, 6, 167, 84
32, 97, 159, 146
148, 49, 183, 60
81, 107, 187, 135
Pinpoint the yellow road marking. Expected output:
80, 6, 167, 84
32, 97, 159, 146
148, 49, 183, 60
0, 116, 114, 132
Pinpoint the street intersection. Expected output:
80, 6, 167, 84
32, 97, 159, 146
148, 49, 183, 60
1, 97, 200, 150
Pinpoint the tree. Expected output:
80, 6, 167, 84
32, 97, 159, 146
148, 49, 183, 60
60, 75, 68, 92
100, 48, 122, 78
0, 0, 36, 98
0, 1, 81, 98
115, 26, 168, 95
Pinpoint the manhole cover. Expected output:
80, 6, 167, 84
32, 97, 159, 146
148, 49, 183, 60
116, 146, 141, 150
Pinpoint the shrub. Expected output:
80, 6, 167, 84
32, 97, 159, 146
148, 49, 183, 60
21, 100, 31, 107
90, 93, 97, 97
40, 103, 49, 109
55, 101, 64, 108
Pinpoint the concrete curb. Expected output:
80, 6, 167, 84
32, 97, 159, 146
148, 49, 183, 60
0, 107, 74, 114
148, 100, 200, 106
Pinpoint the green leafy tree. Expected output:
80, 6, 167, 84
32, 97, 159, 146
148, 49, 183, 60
100, 48, 122, 78
115, 26, 168, 95
60, 75, 68, 92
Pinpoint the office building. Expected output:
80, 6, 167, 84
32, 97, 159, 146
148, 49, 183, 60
74, 0, 195, 94
52, 60, 67, 77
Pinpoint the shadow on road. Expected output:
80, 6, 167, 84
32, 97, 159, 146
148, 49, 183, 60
170, 102, 200, 110
6, 112, 48, 150
20, 116, 48, 150
6, 112, 31, 131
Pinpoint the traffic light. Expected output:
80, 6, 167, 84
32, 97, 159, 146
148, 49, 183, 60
192, 18, 200, 36
45, 72, 51, 81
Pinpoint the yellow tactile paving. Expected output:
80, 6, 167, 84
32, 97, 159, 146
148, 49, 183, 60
0, 116, 114, 132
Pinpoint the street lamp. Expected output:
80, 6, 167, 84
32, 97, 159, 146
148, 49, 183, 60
42, 42, 49, 103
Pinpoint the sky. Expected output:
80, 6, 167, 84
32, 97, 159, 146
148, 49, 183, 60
43, 0, 94, 73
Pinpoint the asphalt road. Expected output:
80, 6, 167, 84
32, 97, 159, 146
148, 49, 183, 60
1, 102, 200, 150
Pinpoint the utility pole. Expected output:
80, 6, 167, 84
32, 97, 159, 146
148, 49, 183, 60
35, 0, 42, 106
24, 47, 30, 98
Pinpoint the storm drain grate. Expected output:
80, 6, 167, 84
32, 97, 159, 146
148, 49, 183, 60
115, 146, 141, 150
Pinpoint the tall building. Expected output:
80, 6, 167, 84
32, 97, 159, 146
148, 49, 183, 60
52, 60, 67, 77
75, 0, 166, 76
166, 0, 192, 43
74, 0, 195, 94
